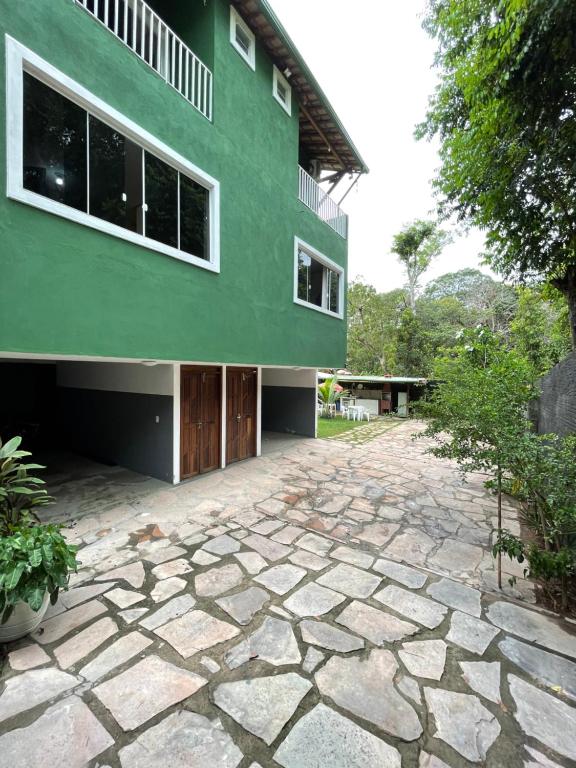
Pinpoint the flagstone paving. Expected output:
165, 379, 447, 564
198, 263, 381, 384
1, 423, 575, 766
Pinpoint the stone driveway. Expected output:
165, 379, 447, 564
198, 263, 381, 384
1, 422, 575, 766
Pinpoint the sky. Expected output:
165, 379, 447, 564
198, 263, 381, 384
270, 0, 496, 293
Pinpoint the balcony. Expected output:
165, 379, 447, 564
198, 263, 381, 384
76, 0, 213, 121
298, 166, 348, 239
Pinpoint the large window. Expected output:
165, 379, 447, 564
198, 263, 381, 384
9, 38, 219, 271
294, 239, 343, 318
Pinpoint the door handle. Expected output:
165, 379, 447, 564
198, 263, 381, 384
197, 422, 202, 428
236, 414, 241, 421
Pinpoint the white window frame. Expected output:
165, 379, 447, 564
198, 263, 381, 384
272, 66, 291, 115
5, 35, 220, 273
229, 6, 255, 70
293, 237, 344, 319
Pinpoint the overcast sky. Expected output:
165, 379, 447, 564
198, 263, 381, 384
271, 0, 496, 293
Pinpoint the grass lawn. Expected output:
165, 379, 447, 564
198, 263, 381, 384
317, 416, 370, 439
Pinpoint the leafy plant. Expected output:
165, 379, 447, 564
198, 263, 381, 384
0, 436, 53, 535
0, 524, 78, 623
317, 376, 347, 417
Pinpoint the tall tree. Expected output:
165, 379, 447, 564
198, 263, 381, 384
396, 309, 430, 375
417, 0, 576, 346
391, 220, 451, 310
347, 281, 405, 374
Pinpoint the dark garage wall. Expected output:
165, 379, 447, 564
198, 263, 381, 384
262, 386, 316, 438
58, 387, 173, 482
533, 352, 576, 437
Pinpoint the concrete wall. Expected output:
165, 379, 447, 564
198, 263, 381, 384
0, 0, 347, 368
533, 352, 576, 437
261, 367, 316, 437
57, 361, 174, 481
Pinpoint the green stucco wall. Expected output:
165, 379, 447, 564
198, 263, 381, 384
0, 0, 347, 368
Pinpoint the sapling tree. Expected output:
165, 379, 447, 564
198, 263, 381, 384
419, 327, 536, 588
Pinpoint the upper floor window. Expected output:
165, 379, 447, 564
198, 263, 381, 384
7, 37, 220, 272
294, 239, 343, 318
273, 66, 291, 115
230, 6, 255, 70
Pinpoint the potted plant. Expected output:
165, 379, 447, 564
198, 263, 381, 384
0, 437, 78, 642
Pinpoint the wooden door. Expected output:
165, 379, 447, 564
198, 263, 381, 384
180, 368, 221, 480
226, 368, 257, 464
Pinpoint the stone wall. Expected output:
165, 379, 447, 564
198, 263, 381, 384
533, 352, 576, 436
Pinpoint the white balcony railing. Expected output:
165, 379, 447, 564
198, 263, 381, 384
298, 166, 348, 239
76, 0, 213, 121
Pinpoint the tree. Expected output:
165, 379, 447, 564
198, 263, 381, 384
396, 309, 430, 375
510, 286, 571, 376
317, 376, 347, 417
420, 327, 537, 588
417, 0, 576, 346
423, 268, 517, 334
391, 220, 451, 311
347, 281, 405, 374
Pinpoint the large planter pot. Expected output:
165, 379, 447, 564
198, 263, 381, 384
0, 593, 50, 643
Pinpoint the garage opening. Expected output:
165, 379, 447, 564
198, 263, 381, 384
260, 368, 317, 445
0, 359, 175, 489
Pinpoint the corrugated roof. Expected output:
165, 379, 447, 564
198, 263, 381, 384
318, 372, 428, 384
231, 0, 368, 175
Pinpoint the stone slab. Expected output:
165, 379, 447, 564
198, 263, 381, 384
336, 600, 419, 644
105, 587, 146, 609
95, 561, 145, 588
194, 564, 244, 597
234, 551, 268, 574
373, 558, 428, 588
225, 616, 300, 669
93, 654, 207, 731
374, 585, 448, 629
424, 687, 501, 762
487, 602, 576, 659
155, 609, 240, 657
315, 649, 422, 741
8, 643, 50, 671
0, 668, 79, 723
191, 550, 220, 566
399, 639, 447, 680
33, 599, 107, 644
426, 579, 482, 617
283, 583, 345, 617
216, 587, 270, 625
59, 581, 117, 609
151, 559, 193, 579
143, 545, 186, 564
273, 702, 401, 768
54, 616, 118, 669
0, 695, 113, 768
243, 533, 293, 561
150, 576, 186, 603
499, 636, 576, 701
80, 631, 153, 682
140, 594, 196, 631
447, 611, 499, 655
202, 534, 241, 555
509, 674, 576, 761
316, 563, 381, 599
288, 550, 331, 571
214, 673, 312, 745
296, 532, 333, 556
460, 661, 501, 704
118, 710, 243, 768
119, 607, 149, 624
254, 564, 307, 595
299, 619, 364, 652
330, 545, 374, 569
302, 647, 325, 673
428, 539, 484, 574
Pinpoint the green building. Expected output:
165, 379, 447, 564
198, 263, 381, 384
0, 0, 367, 482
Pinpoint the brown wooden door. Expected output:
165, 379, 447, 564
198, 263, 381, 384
226, 368, 257, 464
180, 367, 221, 480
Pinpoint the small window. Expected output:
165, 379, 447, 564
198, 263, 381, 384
295, 239, 343, 318
230, 6, 255, 70
273, 66, 291, 115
